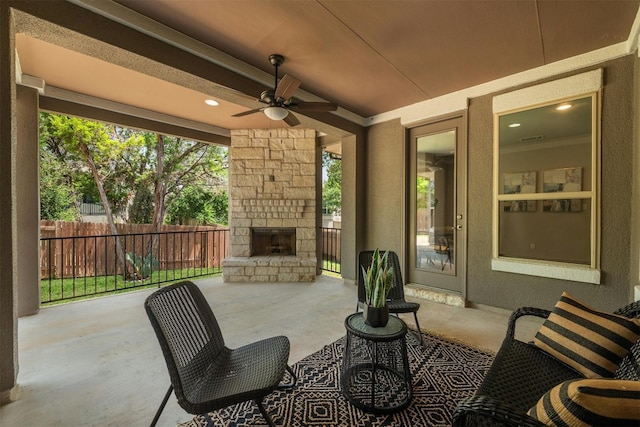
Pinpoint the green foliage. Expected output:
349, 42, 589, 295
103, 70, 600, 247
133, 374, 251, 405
39, 112, 229, 226
416, 176, 435, 209
74, 173, 100, 204
166, 186, 228, 226
125, 252, 159, 279
322, 151, 341, 215
129, 186, 154, 224
361, 249, 394, 308
41, 267, 222, 305
40, 112, 140, 217
39, 150, 79, 221
209, 189, 229, 225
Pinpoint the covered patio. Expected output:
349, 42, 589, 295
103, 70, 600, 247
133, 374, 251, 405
3, 1, 640, 421
0, 275, 540, 426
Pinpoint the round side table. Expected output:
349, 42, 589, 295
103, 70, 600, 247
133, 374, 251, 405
341, 313, 412, 414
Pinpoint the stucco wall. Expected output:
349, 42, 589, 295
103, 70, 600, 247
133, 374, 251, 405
0, 3, 18, 404
16, 85, 40, 316
364, 119, 405, 256
467, 55, 636, 312
360, 56, 636, 311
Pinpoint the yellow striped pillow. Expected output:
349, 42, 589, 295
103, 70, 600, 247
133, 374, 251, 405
533, 292, 640, 378
527, 379, 640, 426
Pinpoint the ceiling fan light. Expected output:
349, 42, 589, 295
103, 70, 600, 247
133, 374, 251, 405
264, 106, 288, 120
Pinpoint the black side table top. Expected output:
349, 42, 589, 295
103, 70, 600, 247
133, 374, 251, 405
345, 312, 407, 341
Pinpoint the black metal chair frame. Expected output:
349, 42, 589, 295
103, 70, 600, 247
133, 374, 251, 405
356, 250, 424, 346
452, 300, 640, 427
145, 281, 297, 427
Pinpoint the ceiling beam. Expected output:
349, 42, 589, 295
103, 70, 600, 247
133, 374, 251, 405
9, 0, 365, 136
40, 95, 231, 146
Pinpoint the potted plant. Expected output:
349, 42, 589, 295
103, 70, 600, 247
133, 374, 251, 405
361, 248, 394, 327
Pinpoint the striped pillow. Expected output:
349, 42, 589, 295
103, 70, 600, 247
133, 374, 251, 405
533, 292, 640, 378
527, 378, 640, 426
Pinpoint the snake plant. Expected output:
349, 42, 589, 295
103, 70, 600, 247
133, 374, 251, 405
361, 249, 394, 308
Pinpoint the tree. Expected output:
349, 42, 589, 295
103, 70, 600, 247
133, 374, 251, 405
322, 151, 341, 215
166, 186, 228, 226
41, 113, 136, 277
39, 149, 79, 221
129, 186, 154, 224
40, 114, 229, 228
41, 113, 142, 218
39, 112, 230, 278
124, 131, 228, 225
209, 189, 229, 225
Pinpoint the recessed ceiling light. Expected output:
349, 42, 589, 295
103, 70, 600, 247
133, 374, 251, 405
508, 123, 521, 128
204, 99, 219, 106
556, 104, 572, 110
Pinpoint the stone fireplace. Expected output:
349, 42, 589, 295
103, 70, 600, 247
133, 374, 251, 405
222, 128, 317, 282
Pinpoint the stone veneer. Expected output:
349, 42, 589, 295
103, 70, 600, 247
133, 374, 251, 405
222, 128, 317, 282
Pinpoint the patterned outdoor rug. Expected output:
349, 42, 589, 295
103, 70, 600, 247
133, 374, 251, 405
183, 331, 494, 427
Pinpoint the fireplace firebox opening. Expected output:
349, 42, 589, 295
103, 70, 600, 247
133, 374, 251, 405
251, 228, 296, 256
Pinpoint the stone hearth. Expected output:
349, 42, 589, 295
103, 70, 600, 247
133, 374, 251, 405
222, 128, 317, 282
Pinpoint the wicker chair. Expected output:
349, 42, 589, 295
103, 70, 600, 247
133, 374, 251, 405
144, 281, 296, 427
452, 300, 640, 427
357, 250, 424, 345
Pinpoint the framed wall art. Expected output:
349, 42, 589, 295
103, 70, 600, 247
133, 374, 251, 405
543, 167, 582, 212
503, 171, 537, 212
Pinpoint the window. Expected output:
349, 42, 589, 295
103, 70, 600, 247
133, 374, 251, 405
492, 71, 601, 284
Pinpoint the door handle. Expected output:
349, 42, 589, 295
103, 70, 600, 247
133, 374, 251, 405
455, 225, 462, 230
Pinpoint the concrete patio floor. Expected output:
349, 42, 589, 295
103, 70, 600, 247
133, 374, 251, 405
0, 275, 542, 427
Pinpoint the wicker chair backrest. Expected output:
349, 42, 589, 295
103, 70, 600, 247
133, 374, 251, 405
614, 300, 640, 381
357, 250, 406, 303
145, 281, 226, 402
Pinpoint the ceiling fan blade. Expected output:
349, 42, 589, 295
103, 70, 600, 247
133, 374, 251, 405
275, 74, 301, 100
232, 107, 264, 117
283, 111, 300, 127
290, 101, 338, 112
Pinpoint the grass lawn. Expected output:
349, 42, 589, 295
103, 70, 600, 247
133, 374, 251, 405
41, 267, 221, 306
322, 259, 341, 274
42, 262, 342, 306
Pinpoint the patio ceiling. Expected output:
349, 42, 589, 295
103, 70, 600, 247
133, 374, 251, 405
13, 0, 640, 144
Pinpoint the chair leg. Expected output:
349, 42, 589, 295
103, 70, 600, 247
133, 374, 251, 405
413, 312, 424, 346
150, 384, 173, 427
256, 399, 276, 427
278, 365, 297, 389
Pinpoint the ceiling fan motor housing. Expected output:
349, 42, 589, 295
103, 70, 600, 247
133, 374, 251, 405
260, 90, 275, 104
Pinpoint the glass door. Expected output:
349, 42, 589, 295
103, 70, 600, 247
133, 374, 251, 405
408, 116, 466, 294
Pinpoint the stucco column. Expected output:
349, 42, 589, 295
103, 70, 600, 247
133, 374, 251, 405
315, 137, 323, 275
0, 2, 20, 405
340, 132, 366, 283
632, 56, 640, 301
16, 85, 40, 316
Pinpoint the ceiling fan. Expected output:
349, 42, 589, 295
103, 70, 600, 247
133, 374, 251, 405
232, 54, 337, 126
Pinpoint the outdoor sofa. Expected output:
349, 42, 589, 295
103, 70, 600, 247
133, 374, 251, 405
452, 292, 640, 427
